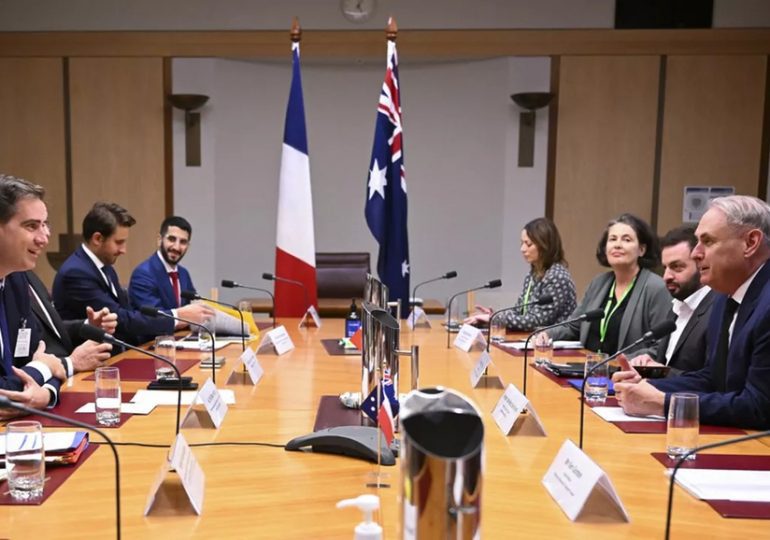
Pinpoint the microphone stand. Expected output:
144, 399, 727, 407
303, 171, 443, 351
665, 429, 770, 539
446, 280, 502, 349
183, 290, 246, 354
0, 395, 122, 540
140, 307, 218, 384
410, 271, 457, 329
221, 280, 276, 328
79, 325, 183, 437
263, 272, 310, 318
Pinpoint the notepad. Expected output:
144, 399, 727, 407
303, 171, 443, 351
674, 469, 770, 502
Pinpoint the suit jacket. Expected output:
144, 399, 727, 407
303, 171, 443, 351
651, 261, 770, 429
549, 268, 673, 358
26, 271, 82, 358
1, 272, 61, 397
656, 289, 716, 376
128, 253, 196, 312
52, 246, 174, 345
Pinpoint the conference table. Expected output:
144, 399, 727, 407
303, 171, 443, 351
1, 319, 768, 539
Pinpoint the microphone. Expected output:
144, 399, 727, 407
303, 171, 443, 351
520, 308, 605, 396
181, 290, 246, 354
485, 295, 554, 353
445, 279, 502, 348
221, 279, 276, 329
410, 270, 457, 327
263, 272, 310, 313
79, 325, 183, 438
578, 319, 677, 449
0, 394, 122, 539
140, 306, 218, 384
665, 429, 770, 539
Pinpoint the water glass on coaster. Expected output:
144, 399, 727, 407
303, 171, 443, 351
5, 420, 45, 501
489, 318, 506, 344
199, 312, 216, 359
533, 332, 553, 367
95, 366, 121, 426
667, 393, 699, 460
154, 335, 177, 380
584, 352, 609, 404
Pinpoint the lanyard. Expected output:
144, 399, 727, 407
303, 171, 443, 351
522, 280, 533, 314
599, 274, 637, 344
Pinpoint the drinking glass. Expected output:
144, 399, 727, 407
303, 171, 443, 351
5, 420, 45, 500
199, 312, 216, 360
667, 393, 699, 460
533, 332, 553, 367
584, 353, 609, 404
238, 300, 253, 336
154, 335, 177, 380
489, 317, 506, 343
95, 366, 121, 426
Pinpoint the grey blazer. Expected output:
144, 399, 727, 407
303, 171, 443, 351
548, 268, 673, 358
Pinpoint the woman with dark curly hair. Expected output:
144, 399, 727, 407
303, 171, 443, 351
464, 217, 577, 332
546, 213, 672, 357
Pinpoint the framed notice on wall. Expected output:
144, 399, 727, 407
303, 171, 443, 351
683, 186, 735, 223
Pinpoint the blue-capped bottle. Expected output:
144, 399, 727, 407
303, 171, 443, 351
345, 299, 361, 338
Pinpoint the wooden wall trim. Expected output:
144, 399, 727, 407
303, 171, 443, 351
1, 28, 770, 59
545, 55, 559, 220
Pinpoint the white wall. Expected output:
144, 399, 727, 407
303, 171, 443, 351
173, 55, 551, 312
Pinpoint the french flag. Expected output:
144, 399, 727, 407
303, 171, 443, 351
274, 40, 318, 317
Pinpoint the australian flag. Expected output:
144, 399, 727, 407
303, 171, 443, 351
362, 369, 400, 424
365, 39, 410, 319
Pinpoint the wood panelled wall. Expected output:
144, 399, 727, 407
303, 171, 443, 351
0, 57, 165, 288
553, 54, 769, 294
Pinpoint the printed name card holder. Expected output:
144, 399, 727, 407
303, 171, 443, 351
542, 439, 629, 522
257, 325, 295, 355
406, 306, 431, 330
144, 433, 205, 516
492, 383, 547, 436
299, 305, 322, 329
180, 378, 229, 429
454, 324, 487, 352
469, 351, 504, 389
227, 347, 264, 386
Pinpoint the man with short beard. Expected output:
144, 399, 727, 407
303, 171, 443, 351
630, 226, 715, 376
128, 216, 212, 329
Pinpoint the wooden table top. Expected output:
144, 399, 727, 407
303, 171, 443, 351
1, 321, 767, 539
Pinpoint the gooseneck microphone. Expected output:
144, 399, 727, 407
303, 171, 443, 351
221, 279, 276, 328
79, 325, 183, 438
263, 272, 310, 313
520, 308, 605, 396
578, 319, 676, 449
410, 270, 457, 327
0, 394, 122, 539
181, 290, 246, 354
485, 295, 554, 353
665, 429, 770, 539
140, 306, 218, 384
445, 279, 502, 348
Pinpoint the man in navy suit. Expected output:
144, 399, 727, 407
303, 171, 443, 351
0, 175, 67, 416
615, 195, 770, 429
129, 216, 198, 314
629, 226, 715, 376
52, 203, 212, 345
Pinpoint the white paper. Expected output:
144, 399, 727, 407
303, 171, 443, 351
210, 308, 249, 336
674, 469, 770, 502
75, 401, 156, 415
500, 340, 583, 351
469, 351, 492, 387
0, 431, 79, 455
591, 407, 665, 422
131, 388, 236, 407
169, 433, 205, 514
173, 340, 230, 351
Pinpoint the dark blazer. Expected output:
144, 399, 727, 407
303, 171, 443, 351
658, 289, 716, 376
651, 261, 770, 429
26, 271, 82, 358
52, 246, 174, 345
128, 253, 196, 312
1, 272, 61, 397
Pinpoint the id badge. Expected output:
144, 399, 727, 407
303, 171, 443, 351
14, 328, 31, 357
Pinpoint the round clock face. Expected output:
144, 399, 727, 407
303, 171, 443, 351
340, 0, 376, 23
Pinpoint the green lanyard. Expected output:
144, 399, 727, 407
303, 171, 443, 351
599, 274, 638, 345
522, 280, 533, 314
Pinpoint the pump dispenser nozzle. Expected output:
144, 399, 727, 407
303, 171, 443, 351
336, 494, 382, 540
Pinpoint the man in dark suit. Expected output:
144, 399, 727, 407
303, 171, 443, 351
52, 202, 212, 345
129, 216, 198, 313
0, 174, 66, 416
26, 270, 115, 376
615, 195, 770, 429
630, 226, 715, 375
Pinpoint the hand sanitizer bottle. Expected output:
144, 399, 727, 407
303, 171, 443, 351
336, 494, 382, 540
345, 299, 361, 338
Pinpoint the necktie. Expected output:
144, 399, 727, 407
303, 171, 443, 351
0, 287, 14, 376
713, 297, 739, 392
169, 271, 181, 307
103, 266, 119, 298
